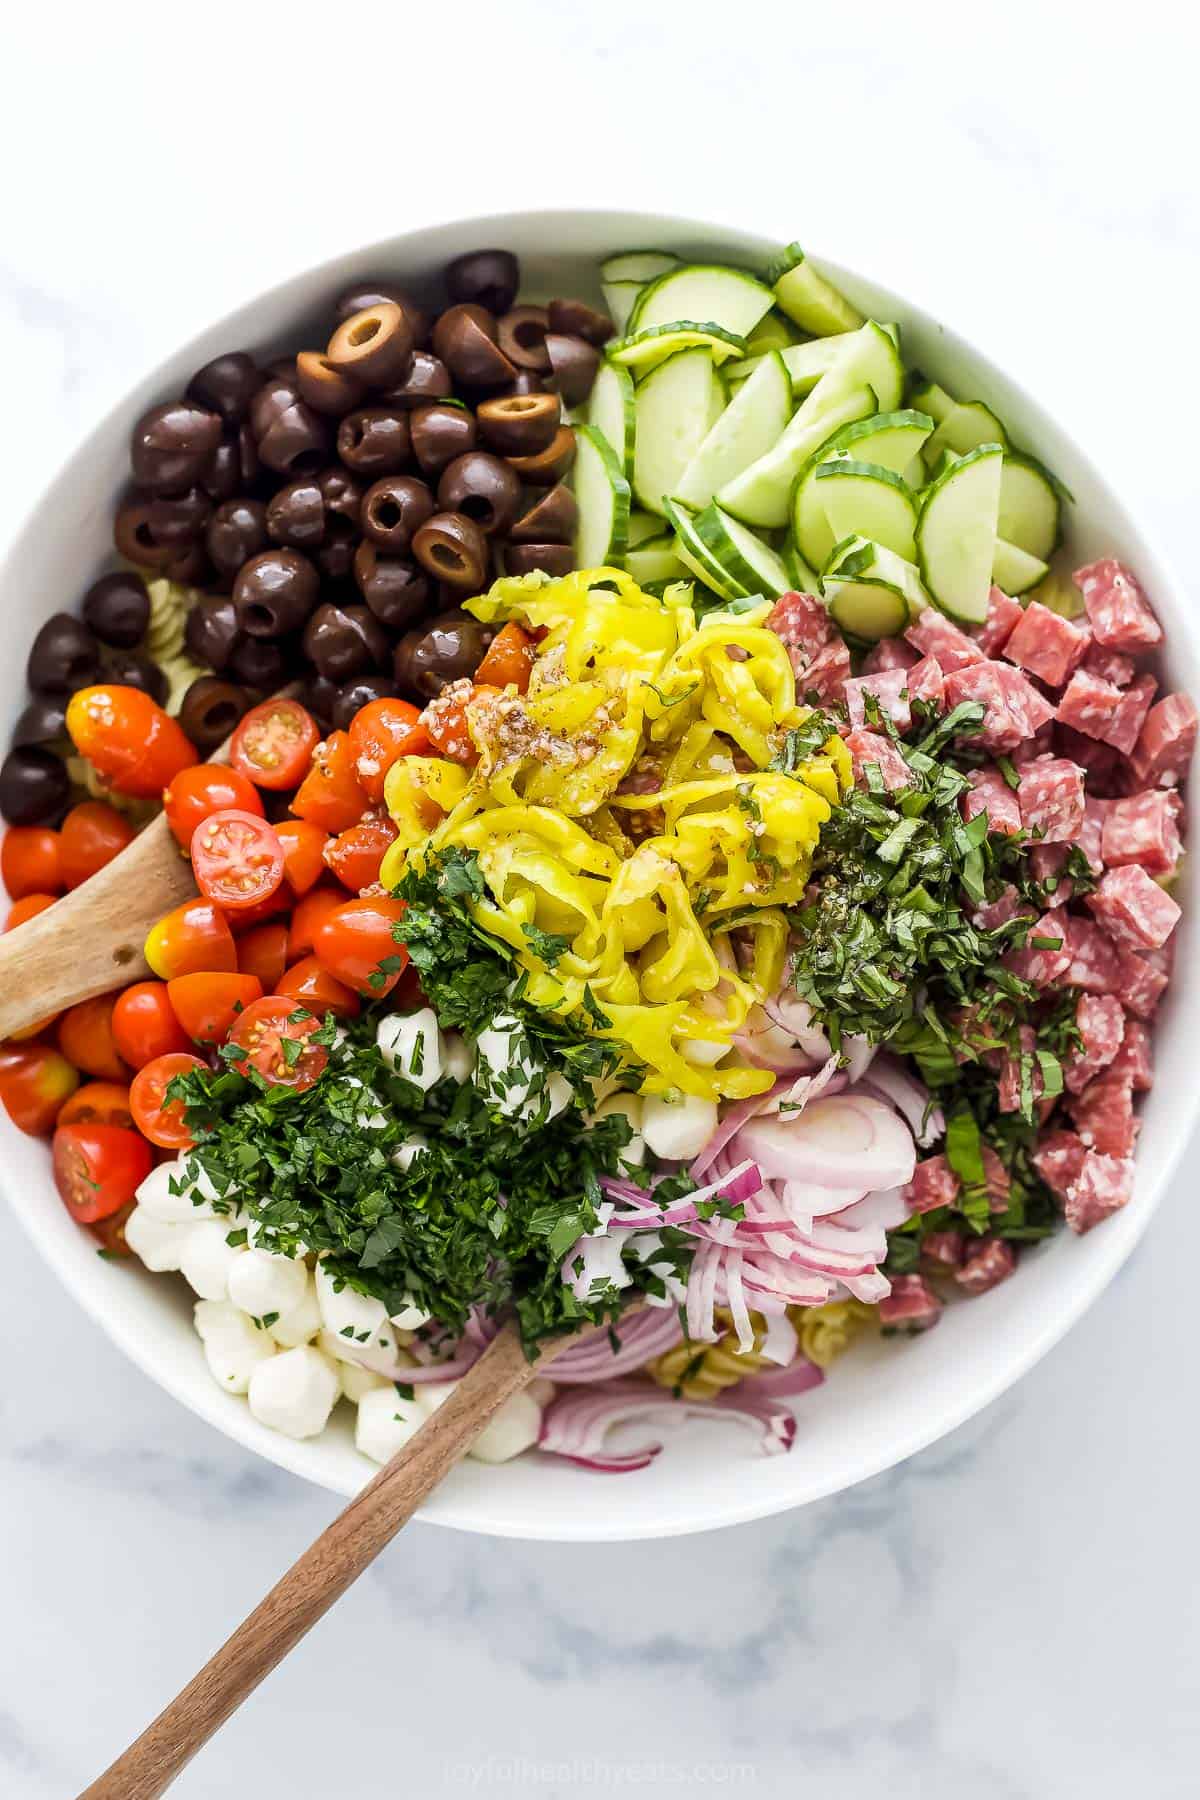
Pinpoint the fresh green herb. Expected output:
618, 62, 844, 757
521, 923, 571, 967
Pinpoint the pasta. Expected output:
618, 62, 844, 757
648, 1308, 772, 1399
141, 576, 196, 664
64, 755, 157, 825
792, 1299, 877, 1369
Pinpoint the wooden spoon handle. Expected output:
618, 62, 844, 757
79, 1322, 541, 1800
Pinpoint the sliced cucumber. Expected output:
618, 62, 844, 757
587, 360, 636, 477
625, 532, 690, 586
915, 444, 1003, 624
572, 424, 632, 569
716, 383, 876, 529
767, 244, 863, 336
907, 375, 955, 426
601, 282, 643, 333
819, 320, 904, 414
674, 350, 792, 510
601, 250, 681, 285
607, 321, 746, 374
997, 451, 1061, 560
817, 460, 918, 561
692, 502, 792, 598
726, 334, 855, 397
926, 399, 1009, 463
991, 536, 1049, 596
626, 510, 661, 549
630, 348, 723, 518
630, 264, 774, 340
743, 310, 801, 356
791, 410, 935, 569
783, 539, 820, 593
821, 537, 930, 640
662, 497, 744, 601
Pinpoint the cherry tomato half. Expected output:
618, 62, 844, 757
348, 698, 429, 804
287, 882, 344, 961
53, 1121, 152, 1224
420, 685, 481, 765
164, 764, 264, 850
66, 686, 197, 797
58, 995, 128, 1081
291, 731, 369, 833
144, 899, 237, 981
227, 996, 328, 1091
168, 971, 263, 1043
275, 955, 361, 1020
93, 1201, 136, 1256
1, 825, 62, 898
190, 809, 285, 914
276, 819, 330, 897
129, 1052, 207, 1149
237, 921, 289, 990
324, 815, 397, 893
5, 892, 56, 931
313, 895, 408, 997
0, 1044, 79, 1136
58, 1080, 134, 1129
111, 980, 192, 1068
230, 698, 320, 792
58, 802, 135, 890
475, 622, 535, 694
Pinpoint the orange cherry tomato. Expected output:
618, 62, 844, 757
164, 764, 264, 850
65, 685, 197, 797
237, 921, 289, 990
58, 1080, 134, 1129
5, 892, 56, 930
475, 622, 535, 694
0, 1043, 79, 1135
324, 815, 398, 893
190, 809, 285, 914
58, 995, 128, 1081
275, 955, 361, 1020
129, 1052, 207, 1149
287, 882, 344, 961
348, 698, 429, 803
93, 1200, 136, 1255
313, 895, 408, 996
111, 980, 192, 1068
1, 825, 62, 898
230, 698, 320, 791
276, 818, 329, 896
228, 996, 328, 1090
53, 1121, 153, 1224
420, 684, 481, 765
57, 801, 135, 890
291, 731, 369, 832
167, 971, 264, 1043
144, 899, 238, 980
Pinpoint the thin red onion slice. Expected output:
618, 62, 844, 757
538, 1378, 800, 1472
855, 1053, 945, 1148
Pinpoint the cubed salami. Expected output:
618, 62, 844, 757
1017, 756, 1085, 842
906, 611, 985, 673
1114, 949, 1168, 1020
1080, 797, 1110, 874
1029, 843, 1073, 903
981, 1144, 1011, 1211
1066, 1071, 1139, 1158
1055, 667, 1121, 741
1130, 692, 1199, 787
976, 585, 1024, 657
861, 637, 918, 675
844, 668, 912, 732
844, 728, 911, 794
955, 1236, 1016, 1295
973, 884, 1030, 931
1061, 915, 1122, 994
1086, 865, 1181, 952
1003, 906, 1072, 988
1062, 1153, 1135, 1235
1011, 723, 1055, 765
1074, 559, 1163, 652
1103, 672, 1157, 756
943, 661, 1056, 754
904, 1155, 960, 1215
1032, 1128, 1088, 1201
962, 766, 1021, 836
921, 1229, 966, 1269
1109, 1017, 1153, 1091
801, 636, 851, 705
878, 1274, 942, 1333
766, 591, 831, 665
1064, 993, 1125, 1094
1056, 723, 1121, 793
1100, 790, 1182, 877
1082, 643, 1136, 688
1003, 601, 1090, 687
908, 654, 945, 708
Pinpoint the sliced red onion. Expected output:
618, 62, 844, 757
741, 1357, 825, 1399
538, 1378, 801, 1472
759, 1309, 799, 1367
856, 1053, 945, 1148
833, 1186, 912, 1232
739, 1096, 915, 1193
762, 990, 833, 1061
842, 1032, 877, 1084
601, 1159, 763, 1228
546, 1308, 686, 1384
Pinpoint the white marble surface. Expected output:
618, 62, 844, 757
3, 4, 1199, 1793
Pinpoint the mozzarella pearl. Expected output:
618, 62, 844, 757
180, 1219, 246, 1301
641, 1092, 719, 1161
124, 1205, 191, 1273
247, 1345, 339, 1440
441, 1031, 474, 1083
227, 1248, 309, 1322
469, 1390, 541, 1464
268, 1279, 324, 1349
588, 1093, 646, 1165
389, 1299, 432, 1332
135, 1157, 218, 1224
475, 1016, 572, 1121
337, 1358, 392, 1402
375, 1008, 443, 1092
355, 1385, 426, 1464
342, 1075, 389, 1131
416, 1379, 459, 1417
682, 1038, 728, 1067
193, 1301, 275, 1394
391, 1133, 428, 1173
315, 1262, 398, 1364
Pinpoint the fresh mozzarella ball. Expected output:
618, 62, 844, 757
342, 1075, 389, 1131
315, 1262, 398, 1364
416, 1379, 460, 1418
135, 1158, 218, 1225
391, 1134, 428, 1173
180, 1219, 247, 1301
227, 1247, 309, 1322
682, 1038, 728, 1067
588, 1093, 646, 1165
543, 1073, 573, 1121
527, 1377, 556, 1406
441, 1031, 474, 1083
247, 1345, 339, 1440
124, 1205, 191, 1273
268, 1279, 324, 1349
376, 1009, 443, 1092
642, 1092, 719, 1162
193, 1301, 275, 1394
390, 1298, 432, 1332
337, 1358, 392, 1402
469, 1390, 541, 1464
476, 1018, 573, 1121
355, 1385, 426, 1464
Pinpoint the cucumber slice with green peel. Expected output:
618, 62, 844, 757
607, 321, 746, 374
821, 536, 931, 640
790, 411, 935, 570
923, 448, 958, 485
587, 360, 636, 477
629, 264, 774, 339
997, 451, 1062, 560
907, 375, 955, 426
768, 244, 863, 336
601, 251, 681, 285
743, 310, 801, 355
915, 444, 1003, 624
602, 282, 643, 333
625, 532, 690, 586
630, 348, 723, 518
717, 383, 877, 529
662, 497, 745, 601
673, 351, 792, 509
783, 539, 820, 593
926, 400, 1009, 462
572, 424, 632, 569
692, 502, 792, 598
991, 536, 1049, 596
816, 461, 918, 561
818, 320, 905, 414
726, 335, 855, 396
626, 510, 661, 549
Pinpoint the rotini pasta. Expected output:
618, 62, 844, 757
64, 755, 157, 826
140, 575, 198, 666
158, 650, 208, 718
791, 1299, 877, 1369
648, 1308, 772, 1399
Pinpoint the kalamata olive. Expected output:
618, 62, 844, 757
302, 602, 389, 683
0, 747, 70, 826
334, 284, 429, 347
206, 498, 270, 578
162, 542, 210, 587
326, 302, 413, 386
253, 390, 330, 477
178, 678, 253, 753
201, 436, 242, 503
547, 297, 615, 347
410, 402, 476, 477
130, 401, 223, 495
27, 613, 101, 695
383, 350, 452, 407
315, 519, 359, 585
316, 466, 363, 526
497, 306, 551, 372
234, 548, 319, 638
360, 474, 435, 554
113, 497, 177, 568
475, 391, 560, 457
187, 353, 262, 424
11, 696, 68, 748
105, 651, 169, 706
266, 478, 326, 549
503, 542, 576, 578
445, 250, 520, 317
331, 675, 401, 730
508, 368, 544, 397
301, 674, 340, 726
545, 333, 601, 407
337, 407, 412, 475
229, 635, 289, 690
353, 543, 432, 630
437, 452, 521, 536
431, 305, 516, 389
147, 485, 211, 545
411, 512, 488, 593
82, 572, 150, 648
393, 610, 495, 700
509, 483, 577, 545
184, 593, 241, 671
506, 425, 576, 486
295, 350, 365, 417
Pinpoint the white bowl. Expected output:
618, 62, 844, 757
2, 209, 1195, 1541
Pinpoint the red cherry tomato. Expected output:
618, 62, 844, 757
144, 899, 237, 980
0, 1044, 79, 1136
58, 995, 128, 1081
324, 815, 398, 893
190, 809, 285, 914
230, 699, 320, 792
66, 685, 197, 796
291, 731, 369, 833
58, 802, 135, 890
111, 980, 192, 1068
276, 819, 329, 896
275, 955, 361, 1020
227, 996, 329, 1091
420, 685, 482, 764
129, 1052, 207, 1149
58, 1080, 134, 1129
286, 882, 344, 961
92, 1201, 136, 1255
5, 892, 56, 930
164, 764, 265, 850
167, 971, 264, 1043
237, 921, 289, 990
53, 1121, 152, 1224
475, 622, 535, 694
348, 698, 429, 803
388, 961, 430, 1013
313, 895, 408, 996
1, 826, 62, 898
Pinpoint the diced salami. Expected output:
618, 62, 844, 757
1064, 993, 1125, 1094
1114, 949, 1168, 1020
1130, 692, 1199, 787
766, 591, 831, 666
976, 585, 1024, 657
1109, 1016, 1153, 1091
1055, 667, 1121, 741
1032, 1128, 1088, 1201
907, 654, 944, 708
1086, 865, 1181, 952
998, 1024, 1042, 1113
1062, 1153, 1135, 1235
844, 728, 911, 794
981, 1144, 1011, 1211
1100, 790, 1183, 877
1082, 643, 1136, 688
844, 668, 912, 732
921, 1229, 966, 1269
972, 883, 1030, 931
1003, 906, 1072, 988
1074, 558, 1163, 652
878, 1274, 942, 1333
1103, 672, 1157, 756
1028, 843, 1073, 903
1011, 723, 1054, 765
1066, 1071, 1139, 1158
801, 636, 851, 705
943, 661, 1056, 754
904, 1154, 960, 1215
1003, 601, 1090, 687
1061, 915, 1122, 994
906, 610, 985, 673
962, 766, 1021, 836
1080, 797, 1110, 874
1017, 756, 1085, 843
861, 637, 918, 675
1055, 723, 1121, 794
955, 1236, 1016, 1295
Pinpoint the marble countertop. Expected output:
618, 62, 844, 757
3, 5, 1198, 1794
